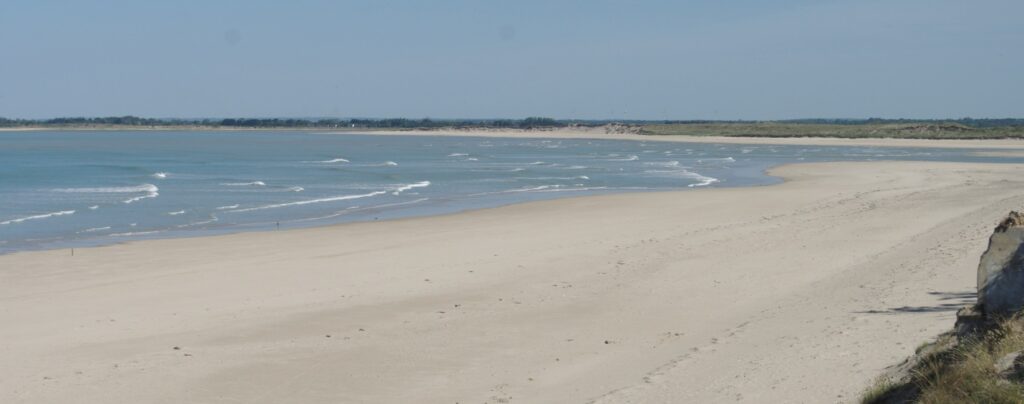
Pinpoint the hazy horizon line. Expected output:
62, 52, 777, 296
5, 115, 1024, 123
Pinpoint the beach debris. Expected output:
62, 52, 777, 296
977, 211, 1024, 316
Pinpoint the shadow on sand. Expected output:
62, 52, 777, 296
856, 291, 976, 314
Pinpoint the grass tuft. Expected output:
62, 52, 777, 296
861, 314, 1024, 403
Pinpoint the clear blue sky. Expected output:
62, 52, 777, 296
1, 0, 1021, 120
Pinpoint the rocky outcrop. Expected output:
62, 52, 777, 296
978, 211, 1024, 317
866, 212, 1024, 403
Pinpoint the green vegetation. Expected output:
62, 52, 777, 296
862, 314, 1024, 403
642, 121, 1024, 140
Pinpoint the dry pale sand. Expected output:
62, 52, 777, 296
331, 127, 1024, 150
2, 161, 1024, 403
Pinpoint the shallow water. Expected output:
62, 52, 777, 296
0, 130, 1020, 254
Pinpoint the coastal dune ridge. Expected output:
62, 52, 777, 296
2, 159, 1023, 403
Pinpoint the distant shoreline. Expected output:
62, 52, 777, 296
341, 127, 1024, 150
4, 124, 1024, 149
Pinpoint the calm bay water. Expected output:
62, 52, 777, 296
0, 130, 1020, 254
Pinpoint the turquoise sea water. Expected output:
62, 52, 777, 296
1, 130, 1020, 254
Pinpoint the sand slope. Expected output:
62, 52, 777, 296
2, 162, 1023, 403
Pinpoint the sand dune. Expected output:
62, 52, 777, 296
2, 161, 1023, 403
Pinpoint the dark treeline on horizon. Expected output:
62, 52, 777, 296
0, 116, 572, 129
2, 116, 1024, 128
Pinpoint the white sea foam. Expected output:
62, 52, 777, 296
645, 161, 681, 168
216, 204, 240, 210
447, 153, 468, 157
221, 181, 266, 187
176, 216, 218, 228
644, 169, 719, 187
56, 183, 161, 204
392, 181, 431, 195
79, 226, 112, 233
317, 158, 350, 163
563, 165, 588, 170
609, 154, 639, 161
466, 157, 479, 161
470, 184, 615, 197
110, 230, 162, 237
226, 190, 388, 213
56, 184, 158, 194
470, 185, 561, 196
515, 175, 590, 181
1, 210, 76, 225
528, 161, 546, 165
88, 205, 99, 210
123, 187, 160, 204
383, 161, 398, 166
152, 172, 168, 179
698, 157, 735, 163
684, 171, 720, 187
289, 186, 305, 192
168, 210, 186, 216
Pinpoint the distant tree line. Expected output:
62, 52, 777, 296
3, 116, 1023, 129
0, 116, 574, 129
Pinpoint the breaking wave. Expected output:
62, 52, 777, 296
392, 181, 431, 195
1, 210, 76, 225
56, 184, 161, 204
225, 191, 388, 213
221, 181, 266, 187
79, 226, 111, 233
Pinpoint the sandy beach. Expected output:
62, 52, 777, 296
2, 160, 1022, 403
337, 127, 1024, 150
6, 125, 1024, 150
